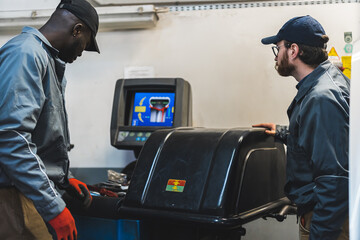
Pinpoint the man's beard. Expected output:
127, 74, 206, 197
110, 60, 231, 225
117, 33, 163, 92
275, 53, 295, 76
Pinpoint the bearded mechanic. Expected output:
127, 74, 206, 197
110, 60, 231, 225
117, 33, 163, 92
0, 0, 100, 239
254, 16, 349, 240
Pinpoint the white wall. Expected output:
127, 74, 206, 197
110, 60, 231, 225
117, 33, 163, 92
0, 0, 58, 10
62, 2, 359, 168
1, 1, 357, 168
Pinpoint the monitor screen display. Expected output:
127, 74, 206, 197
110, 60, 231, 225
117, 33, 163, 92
131, 92, 175, 127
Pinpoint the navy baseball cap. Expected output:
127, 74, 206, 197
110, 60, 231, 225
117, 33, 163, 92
261, 15, 326, 48
57, 0, 100, 53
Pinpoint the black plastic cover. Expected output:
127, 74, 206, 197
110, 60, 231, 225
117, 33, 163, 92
121, 127, 286, 228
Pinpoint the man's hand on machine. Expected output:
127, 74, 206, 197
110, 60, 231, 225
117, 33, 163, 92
252, 123, 276, 136
47, 207, 77, 240
66, 178, 93, 208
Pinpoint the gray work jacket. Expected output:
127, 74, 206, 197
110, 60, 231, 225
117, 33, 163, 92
0, 27, 71, 221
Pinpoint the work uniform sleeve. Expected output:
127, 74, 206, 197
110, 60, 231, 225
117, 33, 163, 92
275, 125, 289, 144
0, 46, 66, 222
298, 93, 349, 240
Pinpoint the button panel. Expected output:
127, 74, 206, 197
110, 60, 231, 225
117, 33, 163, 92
117, 131, 153, 143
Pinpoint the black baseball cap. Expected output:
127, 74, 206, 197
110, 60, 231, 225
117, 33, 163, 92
57, 0, 100, 53
261, 15, 326, 48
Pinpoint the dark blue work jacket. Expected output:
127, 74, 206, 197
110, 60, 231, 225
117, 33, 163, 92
278, 60, 349, 240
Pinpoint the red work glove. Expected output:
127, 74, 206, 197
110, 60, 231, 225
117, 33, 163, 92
66, 178, 93, 208
48, 207, 77, 240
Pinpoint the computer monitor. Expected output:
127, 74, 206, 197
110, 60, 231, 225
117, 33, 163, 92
110, 78, 192, 153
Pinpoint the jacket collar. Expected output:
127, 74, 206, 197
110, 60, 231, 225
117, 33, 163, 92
22, 26, 60, 58
294, 60, 332, 102
287, 60, 332, 118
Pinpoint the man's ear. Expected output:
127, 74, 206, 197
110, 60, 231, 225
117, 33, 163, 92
71, 23, 84, 37
289, 43, 300, 60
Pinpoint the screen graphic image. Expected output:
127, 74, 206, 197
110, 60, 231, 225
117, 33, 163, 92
131, 92, 175, 127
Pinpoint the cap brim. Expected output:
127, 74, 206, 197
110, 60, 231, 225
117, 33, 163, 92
261, 35, 280, 45
85, 33, 100, 53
